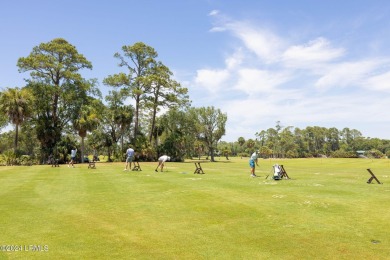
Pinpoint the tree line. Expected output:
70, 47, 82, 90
217, 121, 390, 159
0, 38, 227, 165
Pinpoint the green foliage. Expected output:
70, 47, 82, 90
0, 113, 7, 129
193, 106, 227, 162
259, 145, 272, 158
145, 62, 189, 144
253, 123, 390, 158
246, 139, 255, 149
331, 149, 357, 158
286, 150, 298, 158
238, 152, 249, 157
19, 155, 33, 166
17, 38, 93, 160
17, 38, 92, 81
157, 132, 186, 162
0, 87, 34, 152
0, 131, 14, 153
104, 91, 134, 157
104, 42, 158, 140
55, 135, 78, 163
0, 154, 4, 165
2, 150, 17, 165
158, 108, 198, 161
367, 149, 384, 159
238, 137, 245, 146
104, 42, 190, 151
73, 101, 101, 161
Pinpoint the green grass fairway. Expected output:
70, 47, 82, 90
1, 158, 389, 259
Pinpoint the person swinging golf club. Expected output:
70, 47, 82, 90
249, 150, 259, 177
155, 155, 170, 172
68, 147, 77, 168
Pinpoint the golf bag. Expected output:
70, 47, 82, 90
272, 164, 282, 180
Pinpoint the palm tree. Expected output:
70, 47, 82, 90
115, 105, 133, 155
73, 105, 99, 162
0, 87, 33, 152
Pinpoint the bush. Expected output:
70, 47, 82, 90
286, 150, 298, 158
238, 152, 249, 158
20, 155, 33, 166
3, 150, 17, 165
331, 149, 357, 158
0, 154, 5, 166
367, 149, 384, 159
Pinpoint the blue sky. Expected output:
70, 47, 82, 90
1, 0, 390, 141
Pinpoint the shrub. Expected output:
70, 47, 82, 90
367, 149, 384, 159
286, 150, 298, 158
3, 150, 17, 165
238, 152, 249, 158
20, 155, 33, 166
331, 149, 357, 158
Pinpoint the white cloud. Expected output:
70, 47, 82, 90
234, 69, 291, 95
227, 21, 283, 63
315, 59, 383, 90
209, 26, 226, 32
224, 48, 244, 70
364, 71, 390, 92
194, 69, 230, 93
221, 89, 390, 140
283, 37, 345, 68
209, 10, 219, 16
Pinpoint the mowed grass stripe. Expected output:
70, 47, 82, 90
1, 158, 390, 259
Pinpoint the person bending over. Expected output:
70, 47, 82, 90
155, 155, 170, 172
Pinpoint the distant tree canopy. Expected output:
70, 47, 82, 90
231, 123, 390, 159
216, 124, 390, 159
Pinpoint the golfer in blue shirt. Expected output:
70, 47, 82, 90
249, 150, 259, 177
